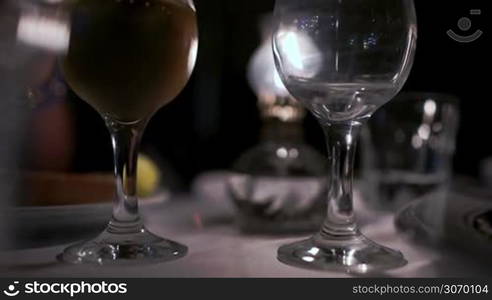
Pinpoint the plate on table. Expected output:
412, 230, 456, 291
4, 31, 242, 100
396, 190, 492, 261
4, 191, 169, 250
3, 171, 170, 249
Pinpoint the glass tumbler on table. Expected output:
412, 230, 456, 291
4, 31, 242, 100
272, 0, 417, 272
360, 92, 460, 212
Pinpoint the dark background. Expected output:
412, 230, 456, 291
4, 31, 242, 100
60, 0, 489, 189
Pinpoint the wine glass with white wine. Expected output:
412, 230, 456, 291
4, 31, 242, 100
272, 0, 417, 273
59, 0, 198, 264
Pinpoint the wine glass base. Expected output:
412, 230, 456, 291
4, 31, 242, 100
277, 233, 407, 274
59, 226, 187, 265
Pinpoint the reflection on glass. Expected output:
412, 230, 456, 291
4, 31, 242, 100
275, 29, 322, 78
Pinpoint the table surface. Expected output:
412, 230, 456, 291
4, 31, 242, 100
1, 173, 491, 278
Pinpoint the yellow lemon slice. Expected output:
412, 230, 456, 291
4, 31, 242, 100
137, 154, 161, 197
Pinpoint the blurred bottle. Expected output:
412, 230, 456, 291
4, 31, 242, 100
0, 0, 72, 245
227, 16, 327, 233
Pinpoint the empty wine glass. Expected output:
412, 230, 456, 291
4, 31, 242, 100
57, 0, 198, 264
272, 0, 417, 272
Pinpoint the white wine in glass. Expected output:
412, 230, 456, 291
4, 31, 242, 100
59, 0, 198, 264
62, 0, 197, 122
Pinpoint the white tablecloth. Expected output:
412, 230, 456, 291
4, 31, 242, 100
1, 173, 490, 277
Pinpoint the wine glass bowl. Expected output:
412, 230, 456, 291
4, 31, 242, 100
273, 0, 417, 273
62, 0, 198, 123
273, 0, 417, 123
58, 0, 198, 264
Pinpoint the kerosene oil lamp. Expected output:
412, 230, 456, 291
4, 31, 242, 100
227, 17, 327, 233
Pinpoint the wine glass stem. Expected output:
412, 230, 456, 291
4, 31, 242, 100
320, 122, 362, 239
105, 117, 148, 234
